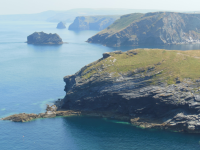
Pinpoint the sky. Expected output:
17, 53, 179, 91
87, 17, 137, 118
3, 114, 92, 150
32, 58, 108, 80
0, 0, 200, 15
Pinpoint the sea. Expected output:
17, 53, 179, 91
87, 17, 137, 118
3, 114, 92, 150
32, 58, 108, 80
0, 21, 200, 150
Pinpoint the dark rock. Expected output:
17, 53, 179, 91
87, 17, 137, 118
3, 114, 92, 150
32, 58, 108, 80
103, 52, 111, 58
60, 50, 200, 133
27, 32, 63, 45
1, 104, 67, 122
57, 22, 66, 29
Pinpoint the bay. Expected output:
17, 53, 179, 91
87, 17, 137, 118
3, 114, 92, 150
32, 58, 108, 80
0, 21, 200, 150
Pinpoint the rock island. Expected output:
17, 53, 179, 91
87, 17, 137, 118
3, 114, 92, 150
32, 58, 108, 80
57, 22, 66, 29
27, 32, 63, 45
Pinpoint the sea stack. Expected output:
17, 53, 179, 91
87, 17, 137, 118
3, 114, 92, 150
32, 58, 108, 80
27, 32, 63, 44
57, 22, 66, 29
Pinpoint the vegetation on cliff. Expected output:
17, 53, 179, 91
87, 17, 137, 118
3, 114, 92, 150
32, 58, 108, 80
87, 12, 200, 46
62, 49, 200, 133
81, 49, 200, 84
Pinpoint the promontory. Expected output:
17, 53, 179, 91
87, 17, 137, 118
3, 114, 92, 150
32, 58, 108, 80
3, 49, 200, 133
87, 12, 200, 46
68, 15, 120, 31
27, 32, 63, 44
60, 49, 200, 133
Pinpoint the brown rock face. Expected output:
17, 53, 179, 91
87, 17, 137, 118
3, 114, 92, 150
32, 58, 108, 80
2, 105, 58, 122
87, 12, 200, 46
2, 113, 39, 122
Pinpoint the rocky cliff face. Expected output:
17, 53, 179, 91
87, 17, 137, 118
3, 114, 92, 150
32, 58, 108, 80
87, 12, 200, 46
61, 49, 200, 133
68, 15, 120, 30
57, 22, 66, 29
27, 32, 63, 44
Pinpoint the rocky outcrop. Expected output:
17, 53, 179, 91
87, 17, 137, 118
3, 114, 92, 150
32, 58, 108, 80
57, 22, 66, 29
2, 105, 58, 122
87, 12, 200, 46
60, 49, 200, 133
68, 15, 120, 30
1, 104, 82, 122
27, 32, 63, 44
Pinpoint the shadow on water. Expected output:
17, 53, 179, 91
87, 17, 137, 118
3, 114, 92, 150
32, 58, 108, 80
60, 116, 200, 150
26, 43, 63, 51
69, 29, 100, 36
107, 44, 200, 52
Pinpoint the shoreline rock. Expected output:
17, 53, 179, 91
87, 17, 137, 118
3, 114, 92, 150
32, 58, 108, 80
3, 107, 200, 133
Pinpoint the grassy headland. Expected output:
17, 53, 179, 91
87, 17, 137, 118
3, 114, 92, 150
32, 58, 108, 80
82, 49, 200, 84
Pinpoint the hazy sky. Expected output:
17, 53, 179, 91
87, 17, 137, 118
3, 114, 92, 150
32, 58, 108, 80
0, 0, 200, 15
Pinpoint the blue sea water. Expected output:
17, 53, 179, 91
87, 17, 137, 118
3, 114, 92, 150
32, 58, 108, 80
0, 21, 200, 150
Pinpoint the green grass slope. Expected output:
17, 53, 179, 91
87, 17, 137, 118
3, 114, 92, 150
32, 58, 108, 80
104, 13, 144, 32
82, 49, 200, 84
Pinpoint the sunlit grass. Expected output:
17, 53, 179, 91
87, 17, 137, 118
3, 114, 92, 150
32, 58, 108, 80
81, 49, 200, 84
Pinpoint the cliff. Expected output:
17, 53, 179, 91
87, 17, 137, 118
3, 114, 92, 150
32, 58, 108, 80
87, 12, 200, 46
61, 49, 200, 133
27, 32, 63, 44
68, 15, 120, 31
46, 8, 160, 22
57, 22, 66, 29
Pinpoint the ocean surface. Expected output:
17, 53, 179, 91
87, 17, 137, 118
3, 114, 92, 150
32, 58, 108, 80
1, 21, 200, 150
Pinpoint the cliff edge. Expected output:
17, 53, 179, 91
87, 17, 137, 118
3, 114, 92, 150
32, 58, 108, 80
87, 12, 200, 46
61, 49, 200, 133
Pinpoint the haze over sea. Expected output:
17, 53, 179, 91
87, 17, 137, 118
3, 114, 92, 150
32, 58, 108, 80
1, 21, 200, 150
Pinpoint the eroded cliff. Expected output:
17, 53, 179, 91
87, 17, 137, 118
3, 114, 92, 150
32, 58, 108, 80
62, 49, 200, 133
87, 12, 200, 46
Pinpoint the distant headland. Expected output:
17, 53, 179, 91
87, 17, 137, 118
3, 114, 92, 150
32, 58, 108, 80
87, 12, 200, 46
68, 15, 120, 31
